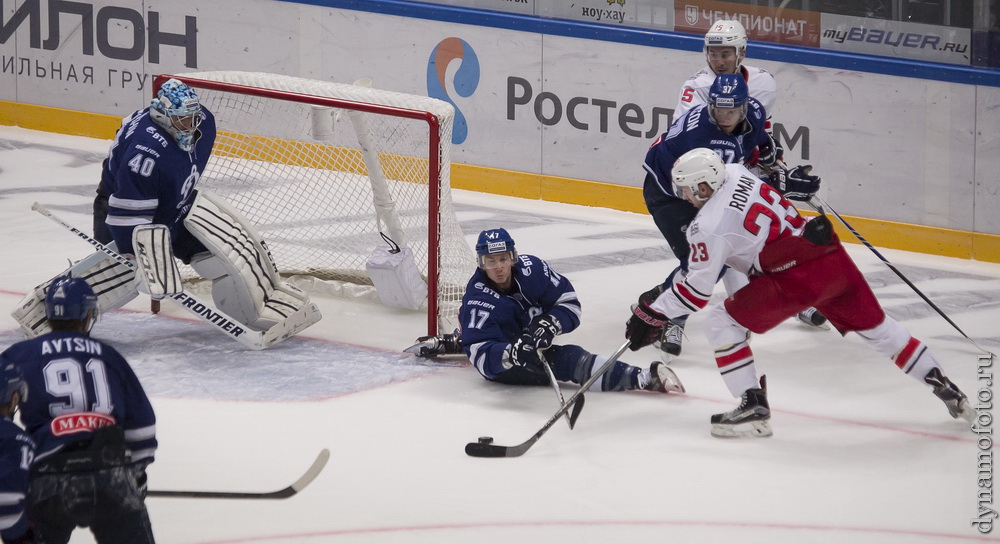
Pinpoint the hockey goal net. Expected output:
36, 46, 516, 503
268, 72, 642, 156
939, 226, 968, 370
156, 72, 476, 336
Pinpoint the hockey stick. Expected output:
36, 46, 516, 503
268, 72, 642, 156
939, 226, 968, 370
465, 340, 630, 458
537, 348, 579, 430
807, 197, 995, 356
31, 203, 317, 350
149, 449, 329, 500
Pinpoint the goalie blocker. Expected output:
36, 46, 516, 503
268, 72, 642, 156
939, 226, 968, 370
14, 196, 321, 348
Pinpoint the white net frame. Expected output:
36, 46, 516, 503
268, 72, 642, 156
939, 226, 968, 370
159, 71, 476, 335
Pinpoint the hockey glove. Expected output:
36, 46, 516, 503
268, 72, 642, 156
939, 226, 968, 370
625, 285, 670, 351
404, 333, 462, 357
509, 334, 543, 369
756, 133, 783, 169
524, 314, 560, 351
768, 165, 821, 202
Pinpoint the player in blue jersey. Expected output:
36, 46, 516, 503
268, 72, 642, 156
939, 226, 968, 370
409, 228, 684, 394
93, 77, 216, 261
2, 277, 156, 544
0, 363, 35, 544
15, 79, 320, 346
642, 73, 821, 360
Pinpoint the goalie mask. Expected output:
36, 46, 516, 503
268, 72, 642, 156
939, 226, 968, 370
475, 228, 517, 269
708, 74, 749, 132
0, 361, 27, 406
672, 148, 725, 203
704, 19, 747, 74
150, 78, 204, 152
46, 276, 99, 329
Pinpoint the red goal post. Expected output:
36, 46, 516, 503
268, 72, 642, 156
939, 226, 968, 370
154, 72, 476, 336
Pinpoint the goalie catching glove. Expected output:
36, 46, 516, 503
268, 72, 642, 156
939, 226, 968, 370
625, 285, 671, 351
768, 165, 821, 202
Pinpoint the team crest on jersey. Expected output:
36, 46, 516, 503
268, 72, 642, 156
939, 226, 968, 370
50, 411, 117, 436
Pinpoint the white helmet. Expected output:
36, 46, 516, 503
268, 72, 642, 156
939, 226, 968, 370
704, 20, 748, 73
672, 148, 726, 201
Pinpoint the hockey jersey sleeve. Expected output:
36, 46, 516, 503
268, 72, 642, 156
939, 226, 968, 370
650, 218, 732, 320
459, 287, 515, 380
0, 423, 32, 543
522, 256, 582, 335
642, 112, 693, 198
105, 145, 162, 255
105, 347, 157, 465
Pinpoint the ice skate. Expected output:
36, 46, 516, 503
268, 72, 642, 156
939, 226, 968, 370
797, 307, 829, 330
644, 362, 685, 393
711, 375, 772, 438
659, 323, 684, 363
924, 368, 975, 423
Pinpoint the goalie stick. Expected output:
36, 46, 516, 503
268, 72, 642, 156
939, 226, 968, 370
31, 202, 317, 350
538, 348, 578, 430
806, 197, 995, 357
149, 449, 329, 500
464, 340, 630, 458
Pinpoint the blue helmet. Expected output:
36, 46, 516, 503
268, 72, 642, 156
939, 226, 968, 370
708, 73, 749, 128
709, 73, 748, 109
475, 228, 517, 267
150, 78, 203, 152
45, 276, 98, 322
1, 361, 27, 406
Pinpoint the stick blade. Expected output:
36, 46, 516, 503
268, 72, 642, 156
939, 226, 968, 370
465, 441, 510, 457
567, 393, 585, 428
287, 448, 330, 495
148, 448, 330, 500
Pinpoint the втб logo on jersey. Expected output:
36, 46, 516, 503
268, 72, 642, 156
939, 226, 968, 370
427, 37, 480, 145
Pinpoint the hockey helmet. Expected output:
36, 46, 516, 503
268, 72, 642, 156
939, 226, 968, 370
704, 20, 748, 73
708, 74, 749, 127
150, 78, 203, 152
672, 148, 726, 202
0, 361, 27, 406
475, 228, 517, 268
45, 276, 98, 323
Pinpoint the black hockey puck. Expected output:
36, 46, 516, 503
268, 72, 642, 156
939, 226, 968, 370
478, 436, 494, 445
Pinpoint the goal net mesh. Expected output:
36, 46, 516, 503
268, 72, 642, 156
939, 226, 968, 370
165, 71, 476, 335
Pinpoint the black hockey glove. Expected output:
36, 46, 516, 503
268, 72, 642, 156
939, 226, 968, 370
625, 285, 670, 351
768, 165, 820, 202
756, 133, 783, 169
524, 314, 560, 351
509, 334, 543, 369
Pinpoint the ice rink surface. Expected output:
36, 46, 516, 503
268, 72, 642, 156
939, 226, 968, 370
1, 126, 999, 543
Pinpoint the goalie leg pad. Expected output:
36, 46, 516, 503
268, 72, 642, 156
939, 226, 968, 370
184, 190, 316, 331
132, 225, 183, 298
12, 247, 138, 337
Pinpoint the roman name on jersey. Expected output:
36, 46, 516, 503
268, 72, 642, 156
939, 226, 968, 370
728, 175, 757, 212
50, 411, 117, 437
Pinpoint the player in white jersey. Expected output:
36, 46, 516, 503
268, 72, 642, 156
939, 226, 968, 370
625, 149, 974, 438
676, 20, 776, 135
663, 20, 825, 361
